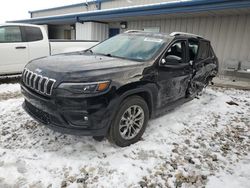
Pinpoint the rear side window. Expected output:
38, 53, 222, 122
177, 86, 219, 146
24, 26, 43, 42
197, 40, 210, 60
0, 26, 22, 43
188, 39, 199, 61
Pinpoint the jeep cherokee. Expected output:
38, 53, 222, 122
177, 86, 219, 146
21, 31, 218, 147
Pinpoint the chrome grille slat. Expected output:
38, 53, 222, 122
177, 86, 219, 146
35, 76, 41, 90
38, 77, 43, 92
23, 69, 28, 83
44, 79, 49, 94
48, 79, 56, 95
32, 74, 38, 89
28, 72, 32, 86
22, 68, 56, 96
40, 78, 47, 93
30, 74, 35, 87
26, 71, 31, 85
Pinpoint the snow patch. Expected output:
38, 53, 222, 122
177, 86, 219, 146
0, 85, 249, 187
0, 83, 20, 94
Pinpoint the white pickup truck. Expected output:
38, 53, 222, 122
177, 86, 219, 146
0, 23, 98, 75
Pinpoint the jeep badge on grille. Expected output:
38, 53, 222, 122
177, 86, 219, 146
35, 68, 42, 73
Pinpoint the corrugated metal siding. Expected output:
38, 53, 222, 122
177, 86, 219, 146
76, 22, 108, 41
119, 14, 250, 72
91, 22, 109, 41
76, 23, 89, 40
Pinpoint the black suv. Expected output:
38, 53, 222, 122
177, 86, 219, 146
21, 31, 218, 147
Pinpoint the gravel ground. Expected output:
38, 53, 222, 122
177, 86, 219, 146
0, 83, 249, 188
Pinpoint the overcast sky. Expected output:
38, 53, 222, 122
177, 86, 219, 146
0, 0, 85, 23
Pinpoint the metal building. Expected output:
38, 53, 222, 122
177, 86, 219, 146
11, 0, 250, 77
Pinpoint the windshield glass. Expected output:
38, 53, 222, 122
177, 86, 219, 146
91, 34, 167, 61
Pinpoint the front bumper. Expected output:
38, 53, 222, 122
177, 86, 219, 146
21, 84, 117, 136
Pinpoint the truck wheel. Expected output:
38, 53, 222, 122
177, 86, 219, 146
108, 96, 149, 147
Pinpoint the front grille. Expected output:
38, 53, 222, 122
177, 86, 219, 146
22, 68, 56, 96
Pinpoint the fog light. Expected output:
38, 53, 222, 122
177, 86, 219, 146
83, 116, 89, 121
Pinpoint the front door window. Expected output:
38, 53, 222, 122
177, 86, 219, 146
164, 41, 186, 64
0, 26, 22, 43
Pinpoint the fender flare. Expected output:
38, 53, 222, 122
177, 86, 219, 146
115, 82, 158, 118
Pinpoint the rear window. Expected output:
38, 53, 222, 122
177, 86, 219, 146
24, 26, 43, 42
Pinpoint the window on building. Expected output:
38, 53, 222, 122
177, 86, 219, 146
197, 40, 210, 60
0, 26, 22, 42
165, 41, 186, 63
24, 26, 43, 42
188, 39, 199, 61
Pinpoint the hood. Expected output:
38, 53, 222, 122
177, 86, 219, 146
25, 52, 146, 85
27, 53, 142, 72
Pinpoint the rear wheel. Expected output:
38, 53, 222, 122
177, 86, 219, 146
108, 96, 149, 147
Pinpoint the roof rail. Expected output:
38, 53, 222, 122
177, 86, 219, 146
124, 30, 143, 33
170, 32, 203, 39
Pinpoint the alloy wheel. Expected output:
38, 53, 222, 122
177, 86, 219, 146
118, 105, 145, 140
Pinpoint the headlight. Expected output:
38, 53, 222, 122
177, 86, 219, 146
58, 81, 111, 94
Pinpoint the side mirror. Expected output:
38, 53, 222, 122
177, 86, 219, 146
161, 58, 167, 65
189, 60, 193, 66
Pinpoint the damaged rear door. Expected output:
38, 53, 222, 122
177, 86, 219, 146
189, 39, 214, 94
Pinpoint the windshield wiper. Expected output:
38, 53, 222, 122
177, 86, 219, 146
95, 53, 113, 57
104, 53, 112, 57
83, 49, 93, 54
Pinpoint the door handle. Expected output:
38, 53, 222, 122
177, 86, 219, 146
15, 46, 26, 49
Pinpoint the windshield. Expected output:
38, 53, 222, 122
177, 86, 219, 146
90, 34, 166, 61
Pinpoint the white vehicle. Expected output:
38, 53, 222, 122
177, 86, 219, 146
0, 23, 98, 75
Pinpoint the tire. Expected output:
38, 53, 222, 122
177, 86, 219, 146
108, 96, 149, 147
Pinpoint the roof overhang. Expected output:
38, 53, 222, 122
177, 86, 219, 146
8, 0, 250, 25
28, 0, 113, 14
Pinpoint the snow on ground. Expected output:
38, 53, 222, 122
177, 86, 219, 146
207, 154, 250, 188
0, 83, 21, 101
0, 83, 20, 94
0, 84, 249, 188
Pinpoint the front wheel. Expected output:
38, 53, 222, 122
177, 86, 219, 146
108, 96, 149, 147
